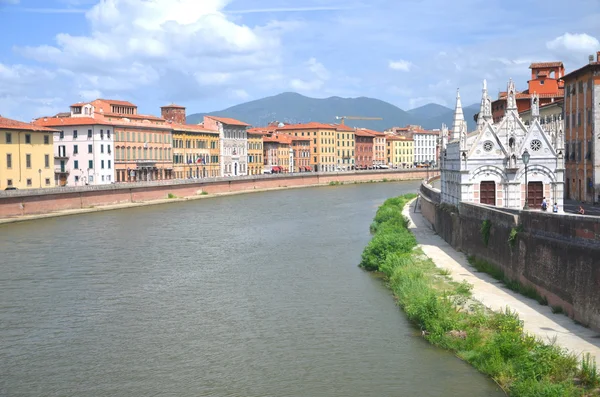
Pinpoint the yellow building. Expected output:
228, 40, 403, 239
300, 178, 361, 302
247, 130, 265, 175
278, 122, 338, 172
171, 123, 220, 179
386, 136, 414, 168
0, 116, 57, 190
335, 124, 355, 170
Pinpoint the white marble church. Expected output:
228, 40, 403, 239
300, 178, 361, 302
439, 79, 565, 211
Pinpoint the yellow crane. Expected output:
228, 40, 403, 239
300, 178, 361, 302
335, 116, 383, 125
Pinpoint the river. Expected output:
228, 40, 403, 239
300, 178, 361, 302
0, 181, 502, 396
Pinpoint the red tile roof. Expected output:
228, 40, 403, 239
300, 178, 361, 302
277, 121, 336, 130
103, 112, 165, 121
332, 123, 355, 132
170, 122, 218, 133
561, 62, 600, 81
33, 116, 114, 127
496, 89, 564, 101
95, 99, 137, 107
1, 116, 59, 132
247, 126, 277, 135
70, 102, 90, 107
161, 103, 186, 109
205, 116, 249, 127
263, 133, 293, 144
354, 129, 374, 137
529, 62, 564, 69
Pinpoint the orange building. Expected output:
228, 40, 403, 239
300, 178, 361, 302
291, 136, 311, 172
277, 122, 338, 172
354, 129, 375, 169
490, 62, 565, 123
263, 133, 292, 173
561, 52, 600, 203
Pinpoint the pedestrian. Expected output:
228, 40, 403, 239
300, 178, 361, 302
578, 205, 585, 215
553, 202, 558, 213
541, 197, 547, 211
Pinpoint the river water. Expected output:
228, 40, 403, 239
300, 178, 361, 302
0, 181, 502, 396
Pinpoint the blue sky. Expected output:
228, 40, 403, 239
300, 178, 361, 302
1, 0, 599, 123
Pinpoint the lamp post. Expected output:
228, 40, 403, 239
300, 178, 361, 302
38, 169, 42, 188
522, 149, 530, 210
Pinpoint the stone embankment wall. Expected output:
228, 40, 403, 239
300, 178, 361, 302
0, 169, 438, 219
419, 181, 600, 331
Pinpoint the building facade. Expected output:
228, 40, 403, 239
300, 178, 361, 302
489, 62, 565, 123
413, 130, 437, 165
440, 80, 565, 211
291, 136, 311, 172
354, 129, 374, 169
171, 124, 220, 179
0, 116, 56, 190
277, 122, 338, 172
247, 130, 265, 175
561, 52, 600, 204
33, 117, 115, 186
204, 116, 249, 177
371, 130, 386, 167
335, 124, 355, 170
386, 136, 413, 167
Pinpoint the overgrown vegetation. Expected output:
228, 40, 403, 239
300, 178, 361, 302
360, 194, 599, 396
167, 193, 177, 199
481, 219, 492, 247
200, 191, 208, 195
328, 181, 343, 186
468, 256, 548, 306
439, 202, 459, 214
508, 225, 524, 248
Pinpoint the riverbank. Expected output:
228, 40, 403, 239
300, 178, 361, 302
0, 178, 409, 225
360, 194, 600, 396
0, 169, 437, 222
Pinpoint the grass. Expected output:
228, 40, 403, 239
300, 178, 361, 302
167, 193, 177, 199
328, 181, 343, 186
200, 191, 208, 195
360, 194, 600, 396
468, 256, 548, 306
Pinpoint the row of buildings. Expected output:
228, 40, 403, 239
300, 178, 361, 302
440, 51, 600, 209
0, 98, 439, 190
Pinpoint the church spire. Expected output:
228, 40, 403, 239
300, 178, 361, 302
477, 79, 492, 128
506, 78, 517, 111
452, 88, 465, 141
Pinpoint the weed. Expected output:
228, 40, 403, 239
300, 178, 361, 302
328, 181, 342, 186
359, 195, 596, 396
480, 219, 492, 247
167, 193, 177, 199
200, 191, 208, 195
508, 224, 524, 248
382, 178, 389, 182
551, 305, 564, 314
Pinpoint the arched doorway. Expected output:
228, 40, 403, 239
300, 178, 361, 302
480, 181, 496, 205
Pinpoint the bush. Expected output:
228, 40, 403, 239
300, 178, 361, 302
359, 194, 598, 396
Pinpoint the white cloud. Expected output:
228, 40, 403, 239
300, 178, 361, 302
546, 33, 600, 55
289, 57, 330, 92
388, 60, 413, 72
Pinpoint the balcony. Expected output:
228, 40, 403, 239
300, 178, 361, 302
54, 153, 69, 159
55, 168, 70, 174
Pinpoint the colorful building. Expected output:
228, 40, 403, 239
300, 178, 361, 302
203, 116, 249, 177
386, 136, 413, 167
247, 129, 266, 175
489, 62, 565, 123
263, 133, 292, 173
371, 130, 387, 168
0, 116, 57, 190
334, 123, 355, 170
354, 129, 374, 169
561, 52, 600, 203
33, 116, 115, 186
171, 124, 220, 179
277, 122, 338, 172
291, 136, 311, 172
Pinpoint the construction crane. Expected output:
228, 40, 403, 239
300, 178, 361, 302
335, 116, 383, 125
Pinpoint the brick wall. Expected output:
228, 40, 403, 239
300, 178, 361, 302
0, 169, 438, 219
419, 182, 600, 331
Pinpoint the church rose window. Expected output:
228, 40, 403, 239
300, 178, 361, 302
530, 139, 542, 151
483, 141, 493, 152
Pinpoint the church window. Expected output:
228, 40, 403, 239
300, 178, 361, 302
483, 141, 493, 152
530, 139, 542, 152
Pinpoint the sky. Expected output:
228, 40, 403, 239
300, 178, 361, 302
0, 0, 599, 123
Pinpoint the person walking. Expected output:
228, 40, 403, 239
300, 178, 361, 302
541, 197, 547, 211
553, 202, 558, 213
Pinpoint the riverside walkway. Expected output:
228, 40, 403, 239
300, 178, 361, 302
405, 199, 600, 366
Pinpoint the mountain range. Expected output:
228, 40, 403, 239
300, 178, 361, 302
186, 92, 479, 132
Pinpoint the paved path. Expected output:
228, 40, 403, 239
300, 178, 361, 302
405, 199, 600, 365
564, 199, 600, 217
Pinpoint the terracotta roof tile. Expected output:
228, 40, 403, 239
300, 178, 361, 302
2, 116, 59, 132
248, 126, 277, 134
170, 122, 218, 133
205, 116, 249, 127
160, 103, 186, 109
277, 121, 336, 130
263, 133, 293, 144
529, 62, 564, 69
94, 99, 137, 107
33, 117, 113, 127
561, 62, 600, 81
332, 123, 355, 132
104, 112, 165, 121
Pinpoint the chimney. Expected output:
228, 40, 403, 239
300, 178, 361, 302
597, 51, 600, 62
590, 55, 594, 64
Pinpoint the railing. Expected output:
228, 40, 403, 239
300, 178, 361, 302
54, 168, 70, 174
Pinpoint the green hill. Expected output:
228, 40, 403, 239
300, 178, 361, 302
187, 92, 478, 131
